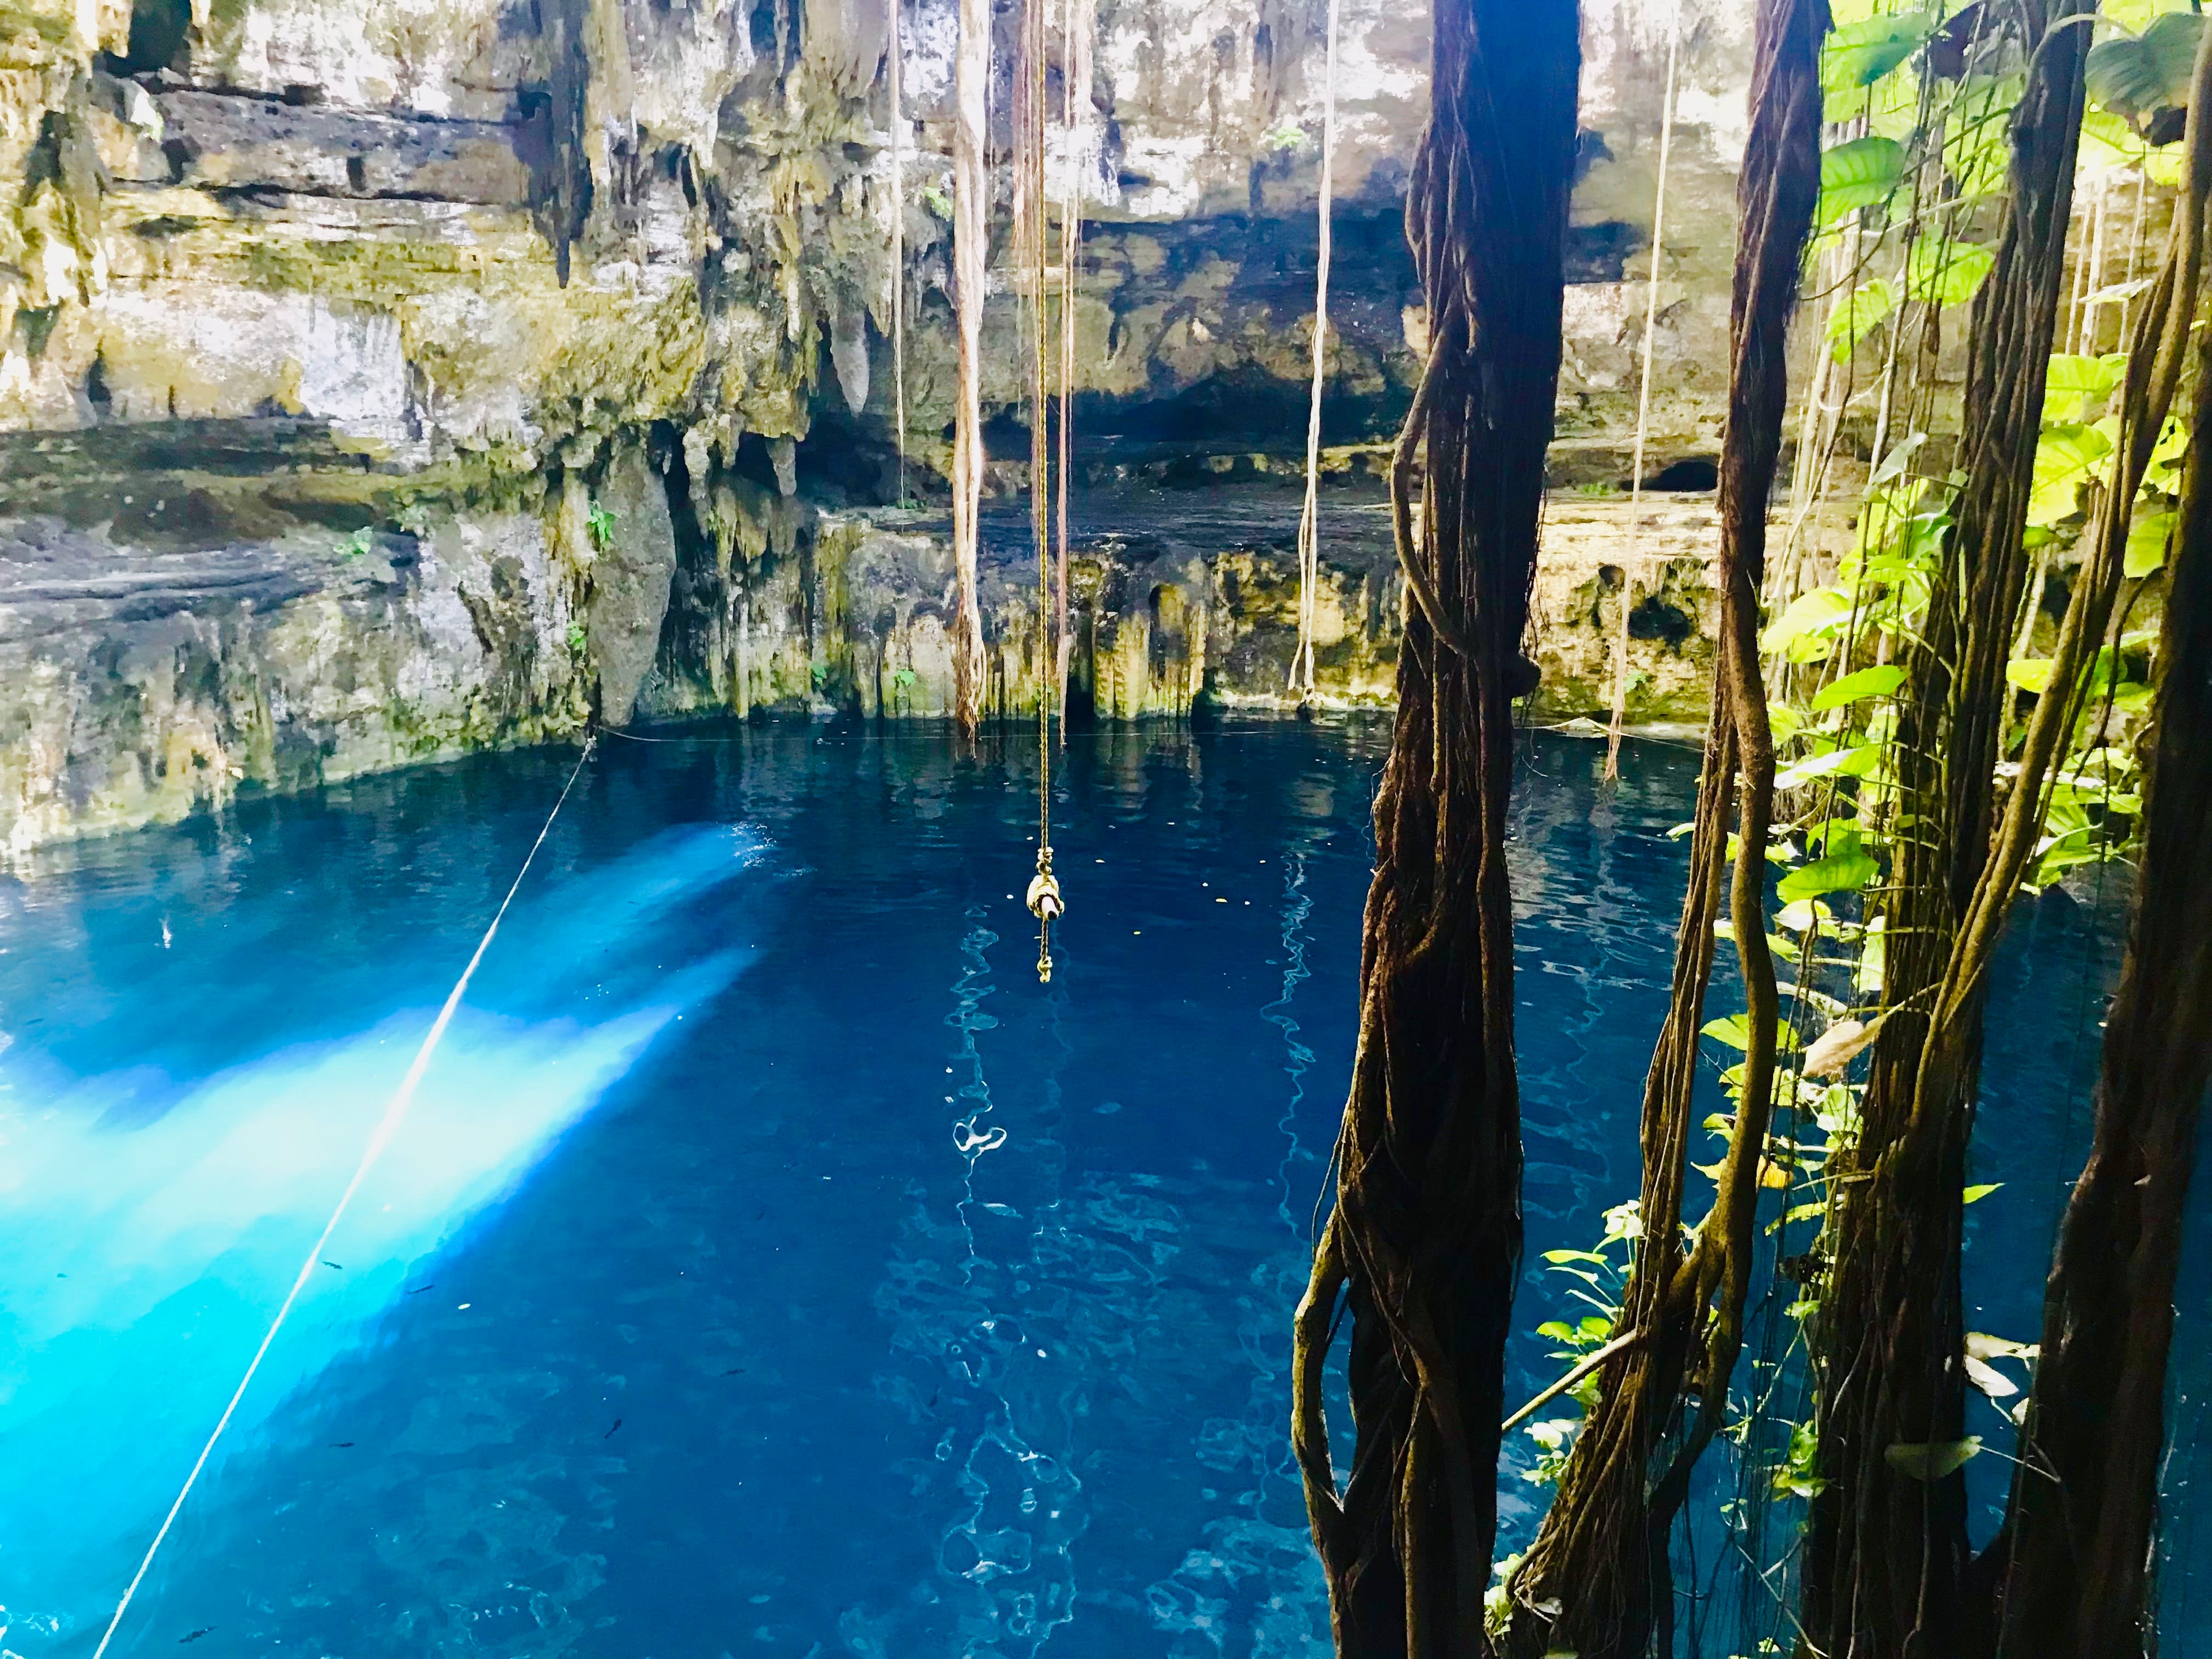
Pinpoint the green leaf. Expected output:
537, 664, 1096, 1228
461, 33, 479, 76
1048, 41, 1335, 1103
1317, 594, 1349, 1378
2028, 422, 2114, 527
1702, 1015, 1753, 1052
1823, 12, 1940, 93
2086, 12, 2205, 130
1810, 664, 1908, 711
2006, 657, 2056, 694
2126, 509, 2175, 578
1819, 137, 1907, 226
1762, 586, 1858, 654
1963, 1182, 2002, 1205
1778, 849, 1881, 904
1884, 1437, 1983, 1480
1775, 744, 1877, 790
2045, 352, 2128, 419
1905, 237, 1995, 308
1826, 279, 1899, 363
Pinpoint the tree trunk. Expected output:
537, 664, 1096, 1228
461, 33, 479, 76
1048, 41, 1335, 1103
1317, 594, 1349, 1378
1289, 0, 1579, 1653
1986, 228, 2212, 1659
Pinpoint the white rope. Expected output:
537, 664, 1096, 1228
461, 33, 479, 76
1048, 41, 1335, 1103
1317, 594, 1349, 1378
1290, 0, 1341, 701
1604, 0, 1683, 780
90, 733, 599, 1659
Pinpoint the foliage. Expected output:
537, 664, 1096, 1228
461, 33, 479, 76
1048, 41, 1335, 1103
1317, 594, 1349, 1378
586, 499, 618, 551
2086, 10, 2205, 137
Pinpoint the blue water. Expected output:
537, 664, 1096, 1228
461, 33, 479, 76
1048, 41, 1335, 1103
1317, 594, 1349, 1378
0, 719, 2196, 1658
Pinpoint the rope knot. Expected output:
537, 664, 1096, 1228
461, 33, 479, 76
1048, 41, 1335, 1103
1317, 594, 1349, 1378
1026, 847, 1064, 922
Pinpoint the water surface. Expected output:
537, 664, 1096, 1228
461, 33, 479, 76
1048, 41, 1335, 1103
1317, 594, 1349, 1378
0, 719, 2189, 1658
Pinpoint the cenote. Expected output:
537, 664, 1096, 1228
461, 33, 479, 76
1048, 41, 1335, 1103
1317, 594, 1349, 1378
1, 723, 2200, 1656
9, 0, 2212, 1642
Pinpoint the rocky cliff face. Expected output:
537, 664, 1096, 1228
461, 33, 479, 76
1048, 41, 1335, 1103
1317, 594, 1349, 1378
1, 0, 1754, 847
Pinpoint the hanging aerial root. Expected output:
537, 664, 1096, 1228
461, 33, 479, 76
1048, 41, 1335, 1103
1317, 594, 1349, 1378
1291, 0, 1580, 1652
1801, 0, 2094, 1645
1504, 0, 1819, 1648
1984, 25, 2212, 1654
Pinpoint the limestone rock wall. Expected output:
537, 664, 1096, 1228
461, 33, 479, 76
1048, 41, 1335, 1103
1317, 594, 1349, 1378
0, 0, 1759, 847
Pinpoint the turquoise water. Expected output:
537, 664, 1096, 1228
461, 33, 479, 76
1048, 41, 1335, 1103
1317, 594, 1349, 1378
0, 719, 2195, 1657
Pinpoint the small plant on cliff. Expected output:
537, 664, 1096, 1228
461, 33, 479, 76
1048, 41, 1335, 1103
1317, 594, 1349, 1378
1260, 122, 1308, 154
586, 501, 617, 551
340, 528, 373, 562
567, 620, 588, 655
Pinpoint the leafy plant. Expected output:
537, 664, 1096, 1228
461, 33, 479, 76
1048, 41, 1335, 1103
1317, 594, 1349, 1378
567, 620, 588, 654
2086, 11, 2205, 139
586, 500, 617, 550
1821, 11, 1938, 94
1817, 135, 1906, 226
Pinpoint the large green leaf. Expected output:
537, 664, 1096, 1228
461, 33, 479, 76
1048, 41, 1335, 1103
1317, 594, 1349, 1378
1905, 237, 1995, 307
1774, 744, 1878, 791
1819, 137, 1907, 225
1761, 586, 1857, 654
2126, 507, 2175, 577
1778, 848, 1881, 904
2027, 422, 2113, 527
2045, 351, 2128, 419
1823, 12, 1940, 95
1826, 278, 1899, 362
2086, 12, 2205, 132
1810, 664, 1908, 711
1884, 1437, 1983, 1480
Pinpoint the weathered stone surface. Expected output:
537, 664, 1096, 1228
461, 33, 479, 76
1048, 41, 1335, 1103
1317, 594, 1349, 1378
0, 0, 1764, 846
0, 470, 1737, 846
0, 505, 588, 851
581, 440, 678, 725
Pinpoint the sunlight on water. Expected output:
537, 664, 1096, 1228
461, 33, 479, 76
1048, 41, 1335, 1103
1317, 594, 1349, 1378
0, 824, 767, 1650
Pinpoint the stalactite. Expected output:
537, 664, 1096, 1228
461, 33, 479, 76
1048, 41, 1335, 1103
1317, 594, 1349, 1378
1289, 0, 1580, 1650
950, 0, 990, 737
1501, 0, 1821, 1650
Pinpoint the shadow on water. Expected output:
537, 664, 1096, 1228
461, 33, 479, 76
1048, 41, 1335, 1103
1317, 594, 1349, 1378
0, 718, 2184, 1657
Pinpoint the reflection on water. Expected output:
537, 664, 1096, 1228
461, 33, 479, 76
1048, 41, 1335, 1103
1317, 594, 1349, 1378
0, 719, 2172, 1657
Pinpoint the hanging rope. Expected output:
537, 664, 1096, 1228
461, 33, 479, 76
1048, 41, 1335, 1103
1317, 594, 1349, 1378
1022, 0, 1062, 981
1604, 0, 1684, 780
950, 0, 988, 737
89, 733, 598, 1659
1289, 0, 1340, 702
1055, 0, 1090, 734
888, 0, 907, 506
